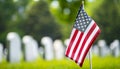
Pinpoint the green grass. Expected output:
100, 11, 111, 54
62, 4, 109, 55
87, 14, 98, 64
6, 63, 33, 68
0, 56, 120, 69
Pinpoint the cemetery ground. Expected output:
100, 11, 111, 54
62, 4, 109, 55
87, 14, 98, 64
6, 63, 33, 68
0, 56, 120, 69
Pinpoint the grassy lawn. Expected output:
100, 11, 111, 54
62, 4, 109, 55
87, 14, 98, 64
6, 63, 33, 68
0, 56, 120, 69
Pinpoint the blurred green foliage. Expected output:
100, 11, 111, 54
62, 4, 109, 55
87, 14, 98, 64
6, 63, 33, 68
19, 0, 62, 42
49, 0, 82, 24
0, 0, 17, 44
48, 0, 120, 44
0, 0, 120, 46
92, 0, 120, 44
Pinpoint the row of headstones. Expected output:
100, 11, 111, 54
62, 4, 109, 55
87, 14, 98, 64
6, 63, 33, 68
92, 39, 120, 57
6, 32, 39, 63
0, 32, 120, 63
0, 32, 68, 63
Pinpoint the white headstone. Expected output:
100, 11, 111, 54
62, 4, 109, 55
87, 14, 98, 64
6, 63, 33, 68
0, 43, 3, 62
92, 45, 99, 56
53, 40, 65, 60
41, 36, 54, 60
98, 40, 106, 47
64, 39, 70, 47
22, 35, 39, 62
110, 40, 119, 57
32, 39, 39, 59
7, 32, 22, 63
98, 40, 110, 57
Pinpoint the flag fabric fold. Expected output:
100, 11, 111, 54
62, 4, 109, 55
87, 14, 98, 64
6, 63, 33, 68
65, 4, 101, 67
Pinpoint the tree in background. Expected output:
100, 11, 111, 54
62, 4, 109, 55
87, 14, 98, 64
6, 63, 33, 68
47, 0, 83, 40
48, 0, 120, 44
47, 0, 102, 41
0, 0, 62, 46
92, 0, 120, 44
0, 0, 16, 44
0, 0, 31, 45
48, 0, 82, 24
0, 0, 120, 46
19, 0, 62, 42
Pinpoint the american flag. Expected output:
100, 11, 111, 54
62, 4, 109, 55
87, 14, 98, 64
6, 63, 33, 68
65, 5, 101, 67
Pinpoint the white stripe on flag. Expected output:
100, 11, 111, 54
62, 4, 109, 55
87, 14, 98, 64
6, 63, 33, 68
69, 28, 76, 41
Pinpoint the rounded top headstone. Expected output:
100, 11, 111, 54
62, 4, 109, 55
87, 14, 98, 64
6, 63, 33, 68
22, 35, 33, 43
53, 40, 63, 50
41, 36, 52, 45
110, 39, 119, 49
0, 43, 3, 46
98, 40, 106, 47
7, 32, 20, 40
0, 43, 3, 49
64, 39, 70, 47
113, 39, 119, 47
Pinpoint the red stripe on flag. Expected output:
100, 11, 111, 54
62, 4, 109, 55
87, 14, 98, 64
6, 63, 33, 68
75, 23, 96, 63
80, 29, 101, 67
71, 32, 83, 59
65, 29, 78, 57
